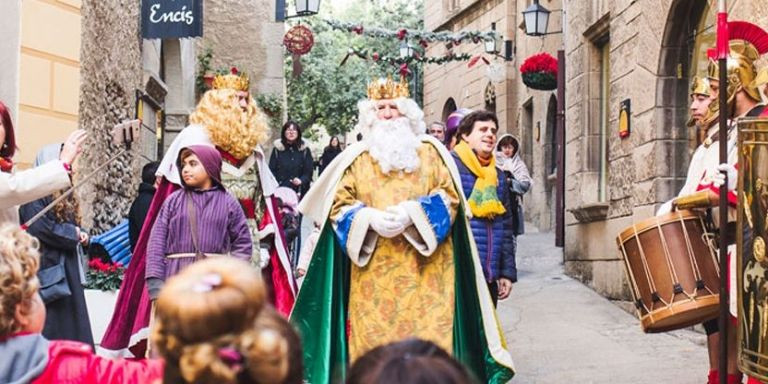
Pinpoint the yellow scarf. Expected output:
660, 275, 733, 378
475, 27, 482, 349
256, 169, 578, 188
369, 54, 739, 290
454, 141, 507, 218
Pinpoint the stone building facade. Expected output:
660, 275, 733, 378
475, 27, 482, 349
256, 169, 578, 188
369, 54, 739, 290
563, 0, 768, 299
424, 0, 768, 301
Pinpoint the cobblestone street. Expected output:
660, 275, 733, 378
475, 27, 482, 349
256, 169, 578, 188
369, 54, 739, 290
498, 230, 709, 383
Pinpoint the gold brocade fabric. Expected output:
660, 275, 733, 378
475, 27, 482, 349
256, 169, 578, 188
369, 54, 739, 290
330, 144, 459, 361
220, 160, 265, 264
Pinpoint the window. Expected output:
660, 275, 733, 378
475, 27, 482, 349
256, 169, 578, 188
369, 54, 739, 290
598, 41, 609, 202
522, 99, 534, 176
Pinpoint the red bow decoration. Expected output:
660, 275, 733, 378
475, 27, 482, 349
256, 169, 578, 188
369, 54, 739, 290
231, 67, 239, 75
467, 55, 490, 68
352, 25, 364, 35
399, 63, 411, 77
397, 29, 407, 40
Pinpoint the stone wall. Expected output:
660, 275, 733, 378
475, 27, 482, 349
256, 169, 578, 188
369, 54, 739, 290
196, 0, 286, 144
512, 0, 563, 232
563, 0, 768, 299
78, 0, 143, 233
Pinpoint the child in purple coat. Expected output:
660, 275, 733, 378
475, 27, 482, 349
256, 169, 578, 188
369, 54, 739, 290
145, 145, 252, 300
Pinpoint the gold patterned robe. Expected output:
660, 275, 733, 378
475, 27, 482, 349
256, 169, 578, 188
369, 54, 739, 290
330, 143, 459, 360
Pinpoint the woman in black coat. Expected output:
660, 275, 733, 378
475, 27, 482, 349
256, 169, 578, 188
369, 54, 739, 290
319, 136, 342, 175
269, 121, 314, 198
19, 144, 93, 345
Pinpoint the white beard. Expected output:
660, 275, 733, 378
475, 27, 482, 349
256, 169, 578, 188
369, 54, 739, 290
367, 117, 421, 174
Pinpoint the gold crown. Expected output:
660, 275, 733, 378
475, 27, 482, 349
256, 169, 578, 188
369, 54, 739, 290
212, 72, 250, 92
367, 75, 410, 100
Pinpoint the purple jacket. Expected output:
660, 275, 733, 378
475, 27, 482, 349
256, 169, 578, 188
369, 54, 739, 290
145, 186, 252, 282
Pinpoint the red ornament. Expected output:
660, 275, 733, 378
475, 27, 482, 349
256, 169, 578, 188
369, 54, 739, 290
283, 25, 315, 56
419, 39, 428, 49
397, 29, 407, 40
372, 52, 380, 61
230, 67, 239, 75
399, 63, 410, 77
352, 25, 364, 35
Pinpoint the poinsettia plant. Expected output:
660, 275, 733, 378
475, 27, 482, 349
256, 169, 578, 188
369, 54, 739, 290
520, 52, 558, 91
84, 258, 124, 291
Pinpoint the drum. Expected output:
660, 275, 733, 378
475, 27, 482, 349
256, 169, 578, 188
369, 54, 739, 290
616, 209, 720, 333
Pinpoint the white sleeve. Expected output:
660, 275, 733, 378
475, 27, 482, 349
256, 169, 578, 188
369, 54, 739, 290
0, 160, 71, 209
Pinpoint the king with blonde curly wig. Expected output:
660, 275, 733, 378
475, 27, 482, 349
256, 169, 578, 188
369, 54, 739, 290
189, 89, 270, 160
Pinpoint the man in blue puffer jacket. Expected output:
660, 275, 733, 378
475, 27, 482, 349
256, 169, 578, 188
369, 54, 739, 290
451, 110, 517, 306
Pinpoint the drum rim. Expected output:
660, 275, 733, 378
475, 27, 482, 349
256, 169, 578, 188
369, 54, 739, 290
616, 209, 703, 244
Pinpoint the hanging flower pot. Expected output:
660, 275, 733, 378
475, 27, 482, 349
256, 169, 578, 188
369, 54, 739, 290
520, 52, 558, 91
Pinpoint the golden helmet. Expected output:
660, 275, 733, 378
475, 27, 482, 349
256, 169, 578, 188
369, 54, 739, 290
705, 21, 768, 110
687, 76, 718, 127
707, 40, 761, 104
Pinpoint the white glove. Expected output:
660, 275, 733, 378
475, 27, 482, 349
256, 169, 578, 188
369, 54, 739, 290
656, 200, 673, 216
712, 163, 737, 190
258, 247, 271, 269
386, 205, 413, 228
369, 208, 405, 238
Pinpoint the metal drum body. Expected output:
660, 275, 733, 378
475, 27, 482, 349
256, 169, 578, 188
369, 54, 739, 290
737, 117, 768, 380
617, 210, 720, 333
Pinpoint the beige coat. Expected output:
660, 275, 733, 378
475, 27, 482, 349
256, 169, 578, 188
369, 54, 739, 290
0, 160, 71, 225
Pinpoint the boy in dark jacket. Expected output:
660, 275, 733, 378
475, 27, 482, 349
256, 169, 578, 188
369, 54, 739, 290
128, 161, 159, 251
451, 110, 516, 306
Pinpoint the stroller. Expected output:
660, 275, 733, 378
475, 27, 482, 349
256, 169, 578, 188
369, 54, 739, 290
273, 187, 302, 269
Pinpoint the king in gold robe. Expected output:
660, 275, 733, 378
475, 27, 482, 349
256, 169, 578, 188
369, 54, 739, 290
290, 78, 514, 383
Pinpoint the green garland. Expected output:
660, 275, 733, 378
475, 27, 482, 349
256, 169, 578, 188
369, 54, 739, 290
347, 47, 472, 66
324, 18, 499, 45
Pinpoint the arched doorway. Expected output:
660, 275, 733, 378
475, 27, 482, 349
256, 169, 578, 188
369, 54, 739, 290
655, 0, 711, 188
442, 97, 457, 122
545, 94, 558, 231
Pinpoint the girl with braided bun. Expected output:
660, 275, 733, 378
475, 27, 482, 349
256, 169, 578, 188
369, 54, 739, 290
152, 257, 294, 384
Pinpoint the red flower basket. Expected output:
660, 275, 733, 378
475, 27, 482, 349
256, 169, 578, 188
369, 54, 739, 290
520, 52, 558, 91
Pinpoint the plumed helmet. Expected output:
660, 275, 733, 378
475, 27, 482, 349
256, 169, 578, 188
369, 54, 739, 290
445, 108, 473, 144
707, 40, 761, 106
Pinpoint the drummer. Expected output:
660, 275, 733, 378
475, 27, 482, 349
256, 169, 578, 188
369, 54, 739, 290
657, 75, 727, 384
658, 38, 765, 384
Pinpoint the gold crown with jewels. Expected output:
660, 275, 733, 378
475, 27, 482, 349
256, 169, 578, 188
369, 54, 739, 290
367, 75, 410, 100
212, 71, 250, 92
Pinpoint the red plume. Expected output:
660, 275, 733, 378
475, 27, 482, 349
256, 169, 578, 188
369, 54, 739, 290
729, 21, 768, 54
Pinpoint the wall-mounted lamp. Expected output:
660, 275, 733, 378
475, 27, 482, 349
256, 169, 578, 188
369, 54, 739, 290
485, 23, 514, 61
